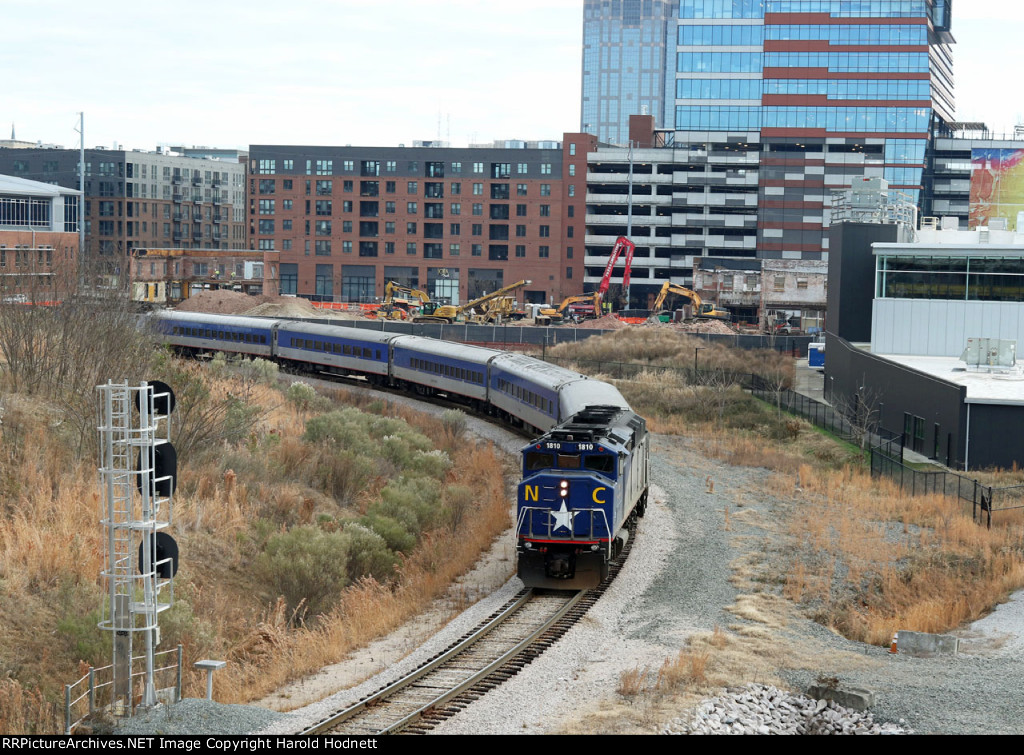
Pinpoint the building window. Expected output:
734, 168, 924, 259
472, 224, 482, 236
407, 222, 417, 234
568, 185, 575, 197
473, 183, 483, 195
517, 184, 528, 197
407, 202, 418, 214
539, 225, 550, 237
408, 181, 418, 195
540, 184, 551, 196
541, 163, 552, 174
451, 203, 461, 215
569, 164, 576, 176
407, 242, 417, 255
515, 245, 526, 258
516, 225, 526, 237
316, 160, 333, 176
450, 222, 461, 235
540, 205, 550, 217
473, 162, 484, 174
566, 266, 573, 279
449, 243, 460, 256
539, 246, 550, 258
316, 180, 332, 195
315, 240, 332, 255
774, 276, 785, 291
472, 203, 483, 216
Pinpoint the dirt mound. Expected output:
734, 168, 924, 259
676, 319, 736, 335
175, 289, 261, 315
574, 314, 630, 330
244, 299, 320, 318
175, 291, 367, 320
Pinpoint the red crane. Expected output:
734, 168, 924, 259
594, 236, 636, 313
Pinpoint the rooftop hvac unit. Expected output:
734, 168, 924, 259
960, 338, 1016, 370
941, 216, 960, 230
989, 217, 1008, 231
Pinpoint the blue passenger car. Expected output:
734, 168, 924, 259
390, 336, 493, 403
275, 321, 394, 378
151, 311, 277, 358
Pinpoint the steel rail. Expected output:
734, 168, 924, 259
300, 588, 581, 735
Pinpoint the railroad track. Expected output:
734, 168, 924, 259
300, 522, 637, 736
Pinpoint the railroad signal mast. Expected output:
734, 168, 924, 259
96, 381, 178, 714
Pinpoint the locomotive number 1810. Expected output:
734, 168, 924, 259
544, 442, 595, 451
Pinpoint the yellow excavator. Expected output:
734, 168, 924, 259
533, 293, 601, 326
469, 295, 526, 324
413, 279, 531, 324
372, 282, 434, 320
650, 282, 731, 322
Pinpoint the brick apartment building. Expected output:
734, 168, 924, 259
0, 147, 248, 280
247, 135, 595, 306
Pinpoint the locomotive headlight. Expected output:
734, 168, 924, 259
559, 480, 569, 497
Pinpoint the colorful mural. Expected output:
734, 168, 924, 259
970, 148, 1024, 230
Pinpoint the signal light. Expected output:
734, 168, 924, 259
139, 531, 179, 579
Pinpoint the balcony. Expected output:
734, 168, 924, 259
212, 214, 223, 224
173, 193, 183, 203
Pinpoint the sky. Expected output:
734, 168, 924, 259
3, 0, 1023, 152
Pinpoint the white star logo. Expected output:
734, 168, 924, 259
550, 501, 576, 532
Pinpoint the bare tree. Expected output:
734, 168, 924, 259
831, 387, 882, 450
0, 254, 159, 456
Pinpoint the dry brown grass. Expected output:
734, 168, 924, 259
552, 333, 1024, 656
0, 361, 515, 732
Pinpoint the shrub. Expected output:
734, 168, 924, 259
313, 449, 375, 508
256, 526, 350, 620
360, 513, 418, 554
286, 382, 318, 413
340, 523, 399, 583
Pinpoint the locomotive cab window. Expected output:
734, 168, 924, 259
584, 455, 615, 475
525, 452, 554, 471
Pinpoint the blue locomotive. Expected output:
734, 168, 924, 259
516, 405, 649, 589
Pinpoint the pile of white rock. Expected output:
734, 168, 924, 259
663, 684, 910, 735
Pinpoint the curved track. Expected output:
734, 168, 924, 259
299, 521, 637, 736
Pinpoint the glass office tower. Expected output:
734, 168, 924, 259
581, 0, 678, 144
670, 0, 954, 260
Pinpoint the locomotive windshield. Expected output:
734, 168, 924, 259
523, 450, 617, 478
525, 452, 554, 471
